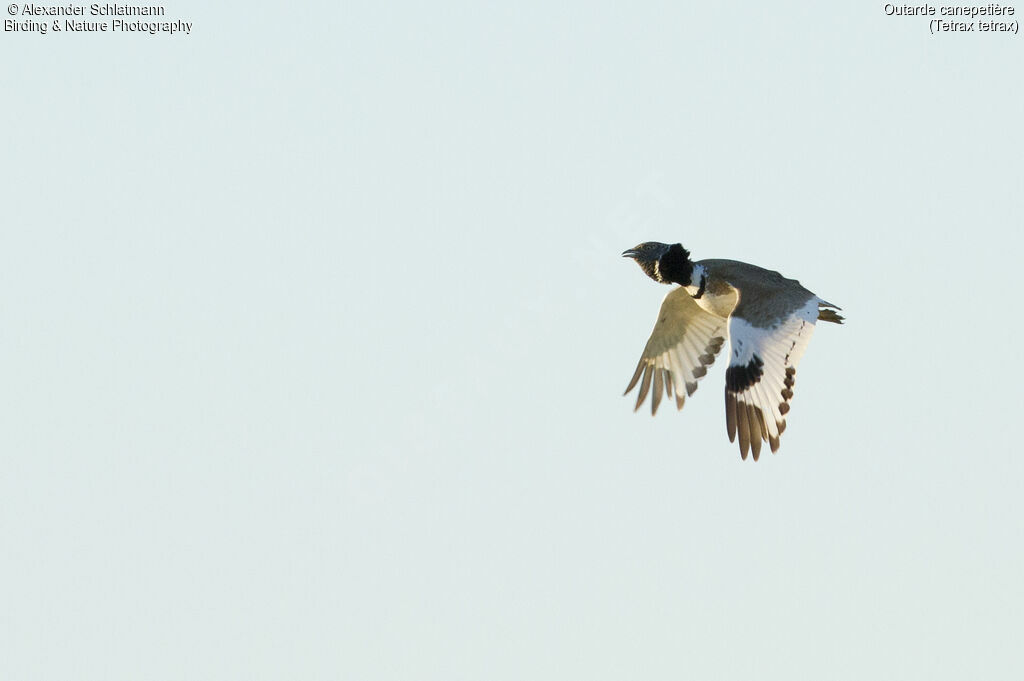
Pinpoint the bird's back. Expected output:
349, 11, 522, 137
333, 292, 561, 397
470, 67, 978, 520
698, 259, 808, 292
698, 258, 817, 326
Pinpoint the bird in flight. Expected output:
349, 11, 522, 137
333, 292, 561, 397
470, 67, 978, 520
622, 241, 843, 461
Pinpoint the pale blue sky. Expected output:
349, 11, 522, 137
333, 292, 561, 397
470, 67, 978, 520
2, 2, 1022, 679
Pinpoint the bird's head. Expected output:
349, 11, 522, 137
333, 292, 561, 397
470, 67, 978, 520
622, 241, 694, 286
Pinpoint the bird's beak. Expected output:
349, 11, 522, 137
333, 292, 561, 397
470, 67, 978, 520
622, 249, 637, 259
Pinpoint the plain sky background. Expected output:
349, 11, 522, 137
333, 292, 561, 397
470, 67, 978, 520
2, 2, 1022, 679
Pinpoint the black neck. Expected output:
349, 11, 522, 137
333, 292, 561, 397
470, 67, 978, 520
658, 244, 694, 286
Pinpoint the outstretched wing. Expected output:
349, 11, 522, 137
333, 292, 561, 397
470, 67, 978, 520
625, 287, 730, 415
724, 297, 824, 461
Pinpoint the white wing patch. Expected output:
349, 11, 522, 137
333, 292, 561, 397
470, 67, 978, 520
625, 287, 730, 415
724, 297, 820, 461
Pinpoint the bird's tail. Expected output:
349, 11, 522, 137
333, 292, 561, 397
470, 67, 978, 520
818, 301, 844, 324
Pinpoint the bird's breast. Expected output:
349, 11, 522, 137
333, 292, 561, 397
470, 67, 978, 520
688, 280, 739, 318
